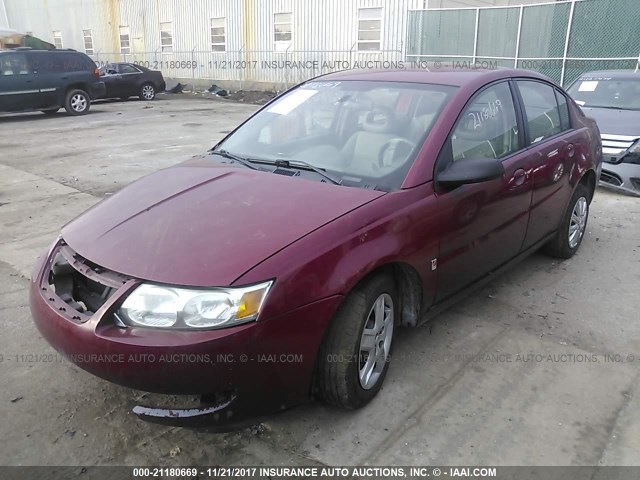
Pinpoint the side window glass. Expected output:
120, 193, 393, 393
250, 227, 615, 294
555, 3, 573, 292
555, 90, 571, 131
120, 64, 139, 74
517, 80, 562, 144
451, 82, 519, 161
0, 53, 32, 75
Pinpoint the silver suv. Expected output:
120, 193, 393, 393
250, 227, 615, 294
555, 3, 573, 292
567, 70, 640, 196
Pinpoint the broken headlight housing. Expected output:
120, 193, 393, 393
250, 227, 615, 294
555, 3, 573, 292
622, 140, 640, 165
118, 281, 273, 329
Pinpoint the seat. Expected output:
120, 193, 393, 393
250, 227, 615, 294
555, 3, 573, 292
452, 113, 499, 160
340, 108, 399, 174
409, 92, 446, 142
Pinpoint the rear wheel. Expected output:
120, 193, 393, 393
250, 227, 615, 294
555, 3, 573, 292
543, 183, 590, 259
140, 83, 156, 101
316, 273, 396, 409
64, 89, 90, 115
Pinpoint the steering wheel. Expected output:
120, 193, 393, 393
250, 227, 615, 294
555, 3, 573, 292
378, 138, 417, 168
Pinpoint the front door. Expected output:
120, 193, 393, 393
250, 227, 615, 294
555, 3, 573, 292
434, 81, 533, 301
0, 52, 38, 111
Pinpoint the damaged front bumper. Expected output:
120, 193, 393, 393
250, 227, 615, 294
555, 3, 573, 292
599, 161, 640, 196
30, 239, 342, 427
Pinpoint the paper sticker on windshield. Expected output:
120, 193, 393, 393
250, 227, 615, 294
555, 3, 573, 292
578, 81, 598, 92
575, 100, 586, 106
304, 81, 341, 89
267, 89, 318, 115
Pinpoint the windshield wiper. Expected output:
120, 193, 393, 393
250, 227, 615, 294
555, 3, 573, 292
270, 159, 342, 185
210, 149, 260, 171
584, 105, 635, 111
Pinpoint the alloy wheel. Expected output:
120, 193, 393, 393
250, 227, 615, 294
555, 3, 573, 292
358, 293, 394, 390
568, 196, 588, 249
71, 94, 87, 113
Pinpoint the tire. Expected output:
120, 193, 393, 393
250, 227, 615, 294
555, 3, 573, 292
316, 273, 397, 409
64, 89, 90, 115
41, 108, 59, 115
543, 183, 590, 259
139, 83, 156, 101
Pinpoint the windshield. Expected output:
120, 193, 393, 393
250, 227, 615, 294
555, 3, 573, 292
215, 80, 456, 191
567, 75, 640, 111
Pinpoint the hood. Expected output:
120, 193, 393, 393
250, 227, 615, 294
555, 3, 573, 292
581, 107, 640, 137
62, 159, 384, 287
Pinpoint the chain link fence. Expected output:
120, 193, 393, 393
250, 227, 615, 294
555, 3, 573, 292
407, 0, 640, 87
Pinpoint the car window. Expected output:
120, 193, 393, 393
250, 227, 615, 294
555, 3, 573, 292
216, 80, 456, 191
567, 76, 640, 111
555, 90, 571, 131
119, 64, 140, 74
450, 82, 519, 161
517, 80, 563, 144
0, 53, 32, 75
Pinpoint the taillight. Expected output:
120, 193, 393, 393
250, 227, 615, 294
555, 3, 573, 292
94, 67, 100, 79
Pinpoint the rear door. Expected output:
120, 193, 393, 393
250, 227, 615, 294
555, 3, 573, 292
32, 52, 65, 107
515, 80, 578, 249
0, 52, 39, 111
434, 81, 534, 301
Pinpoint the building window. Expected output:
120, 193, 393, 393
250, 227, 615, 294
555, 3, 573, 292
83, 29, 94, 55
357, 7, 382, 51
160, 22, 173, 53
119, 26, 131, 54
274, 12, 292, 52
211, 18, 226, 52
52, 31, 63, 49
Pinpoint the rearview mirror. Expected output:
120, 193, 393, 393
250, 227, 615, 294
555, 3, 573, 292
437, 157, 505, 188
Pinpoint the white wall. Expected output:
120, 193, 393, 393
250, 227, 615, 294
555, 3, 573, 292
0, 0, 10, 29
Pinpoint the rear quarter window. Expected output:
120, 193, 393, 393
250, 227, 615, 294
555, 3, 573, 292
33, 53, 94, 73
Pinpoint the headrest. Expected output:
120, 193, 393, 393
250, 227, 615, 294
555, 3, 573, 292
362, 108, 396, 134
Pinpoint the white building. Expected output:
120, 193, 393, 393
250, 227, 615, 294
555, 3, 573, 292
2, 0, 629, 90
0, 0, 10, 30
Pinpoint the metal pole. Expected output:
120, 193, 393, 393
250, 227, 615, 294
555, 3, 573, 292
514, 5, 524, 68
636, 53, 639, 72
472, 8, 479, 64
239, 45, 244, 91
560, 0, 576, 86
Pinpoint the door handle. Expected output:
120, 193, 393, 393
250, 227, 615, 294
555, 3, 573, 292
511, 169, 527, 187
566, 143, 575, 158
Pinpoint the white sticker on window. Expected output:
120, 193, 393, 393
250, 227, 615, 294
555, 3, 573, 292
578, 81, 598, 92
267, 89, 318, 115
575, 100, 586, 106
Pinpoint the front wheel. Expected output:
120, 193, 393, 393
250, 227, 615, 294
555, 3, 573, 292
64, 89, 90, 115
316, 273, 397, 409
139, 83, 156, 101
543, 183, 590, 259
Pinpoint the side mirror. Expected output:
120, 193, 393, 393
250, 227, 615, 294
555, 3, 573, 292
437, 157, 505, 188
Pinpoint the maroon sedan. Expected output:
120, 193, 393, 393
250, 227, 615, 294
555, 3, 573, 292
30, 69, 601, 427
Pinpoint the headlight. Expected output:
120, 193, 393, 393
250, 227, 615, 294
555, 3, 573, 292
119, 281, 273, 329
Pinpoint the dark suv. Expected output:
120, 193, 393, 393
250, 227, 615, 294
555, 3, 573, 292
0, 48, 106, 116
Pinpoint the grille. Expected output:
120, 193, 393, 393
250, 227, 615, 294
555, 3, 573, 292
601, 134, 638, 162
600, 170, 623, 187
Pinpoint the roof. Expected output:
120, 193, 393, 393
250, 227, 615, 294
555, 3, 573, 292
319, 68, 553, 88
